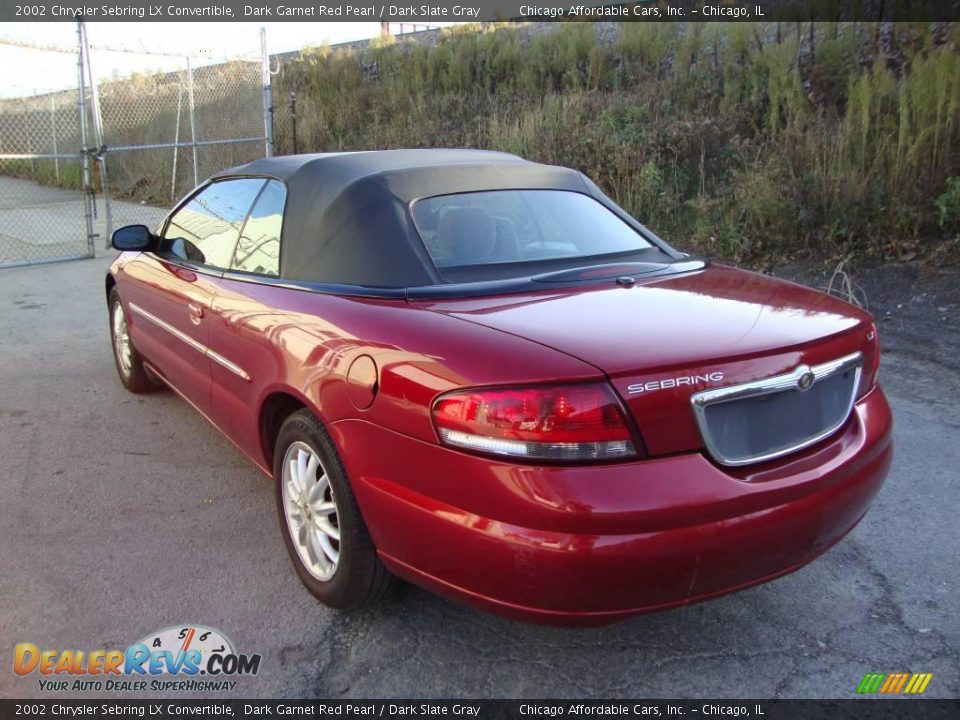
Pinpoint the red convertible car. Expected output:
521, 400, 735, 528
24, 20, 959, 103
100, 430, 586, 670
106, 150, 892, 625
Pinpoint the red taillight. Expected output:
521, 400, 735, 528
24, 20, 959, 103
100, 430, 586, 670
432, 383, 637, 462
859, 322, 880, 398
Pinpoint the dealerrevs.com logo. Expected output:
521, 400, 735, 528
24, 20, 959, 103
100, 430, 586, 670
13, 625, 261, 693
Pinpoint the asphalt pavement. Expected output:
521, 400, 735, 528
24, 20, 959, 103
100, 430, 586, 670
0, 190, 957, 700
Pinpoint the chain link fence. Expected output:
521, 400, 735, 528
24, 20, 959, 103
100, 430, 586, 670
0, 44, 94, 268
0, 23, 273, 268
94, 49, 269, 217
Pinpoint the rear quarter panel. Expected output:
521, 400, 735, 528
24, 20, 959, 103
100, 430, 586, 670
207, 277, 604, 470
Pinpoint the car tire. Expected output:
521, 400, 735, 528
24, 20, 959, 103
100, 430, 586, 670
109, 287, 160, 394
273, 408, 397, 609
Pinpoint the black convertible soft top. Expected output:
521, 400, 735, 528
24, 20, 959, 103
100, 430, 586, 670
216, 149, 681, 290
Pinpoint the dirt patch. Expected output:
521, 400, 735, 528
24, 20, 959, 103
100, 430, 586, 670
770, 260, 960, 376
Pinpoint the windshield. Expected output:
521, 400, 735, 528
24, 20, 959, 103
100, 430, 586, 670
412, 190, 654, 272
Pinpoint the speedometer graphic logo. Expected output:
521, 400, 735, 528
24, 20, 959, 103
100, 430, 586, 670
137, 625, 236, 665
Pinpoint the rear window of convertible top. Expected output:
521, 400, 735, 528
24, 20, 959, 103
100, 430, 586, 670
411, 190, 654, 278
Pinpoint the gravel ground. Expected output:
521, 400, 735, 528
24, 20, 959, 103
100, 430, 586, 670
0, 181, 957, 700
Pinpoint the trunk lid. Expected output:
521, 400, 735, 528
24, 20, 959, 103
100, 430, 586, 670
415, 265, 875, 457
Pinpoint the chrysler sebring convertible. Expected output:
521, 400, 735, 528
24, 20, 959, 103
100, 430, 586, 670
106, 149, 892, 624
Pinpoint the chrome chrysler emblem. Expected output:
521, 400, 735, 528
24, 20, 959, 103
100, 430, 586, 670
797, 370, 815, 391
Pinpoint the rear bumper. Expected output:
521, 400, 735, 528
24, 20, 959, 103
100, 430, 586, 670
331, 385, 893, 625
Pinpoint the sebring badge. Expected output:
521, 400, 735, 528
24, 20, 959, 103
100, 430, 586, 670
628, 371, 724, 395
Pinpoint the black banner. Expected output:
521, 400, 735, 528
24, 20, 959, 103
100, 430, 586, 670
3, 1, 960, 23
1, 701, 959, 720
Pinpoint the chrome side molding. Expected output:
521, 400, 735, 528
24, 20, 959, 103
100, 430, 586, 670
128, 302, 251, 382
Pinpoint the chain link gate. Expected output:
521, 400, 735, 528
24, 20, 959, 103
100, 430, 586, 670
0, 30, 96, 268
0, 22, 274, 268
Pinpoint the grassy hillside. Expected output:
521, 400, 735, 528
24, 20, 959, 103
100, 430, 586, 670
274, 22, 960, 265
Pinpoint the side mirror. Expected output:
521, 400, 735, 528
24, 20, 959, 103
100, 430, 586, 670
111, 225, 154, 252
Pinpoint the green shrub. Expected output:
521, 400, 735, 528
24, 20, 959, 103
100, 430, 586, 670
936, 177, 960, 231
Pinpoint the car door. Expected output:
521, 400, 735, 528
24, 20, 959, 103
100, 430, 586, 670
120, 178, 267, 414
206, 179, 288, 457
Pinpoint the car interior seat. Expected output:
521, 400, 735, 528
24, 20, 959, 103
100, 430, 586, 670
437, 207, 498, 266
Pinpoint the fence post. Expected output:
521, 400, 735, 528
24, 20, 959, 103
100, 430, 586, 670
50, 95, 60, 183
261, 27, 274, 158
171, 80, 183, 201
289, 88, 297, 155
187, 56, 199, 188
77, 20, 95, 258
80, 22, 113, 248
30, 92, 37, 180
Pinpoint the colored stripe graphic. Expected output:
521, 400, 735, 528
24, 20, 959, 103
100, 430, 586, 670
858, 672, 933, 694
880, 673, 909, 693
904, 673, 934, 694
857, 673, 886, 694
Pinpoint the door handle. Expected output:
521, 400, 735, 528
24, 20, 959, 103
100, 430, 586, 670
188, 302, 204, 323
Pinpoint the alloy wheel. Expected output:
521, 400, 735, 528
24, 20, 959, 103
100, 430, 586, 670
281, 441, 341, 581
112, 302, 133, 377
